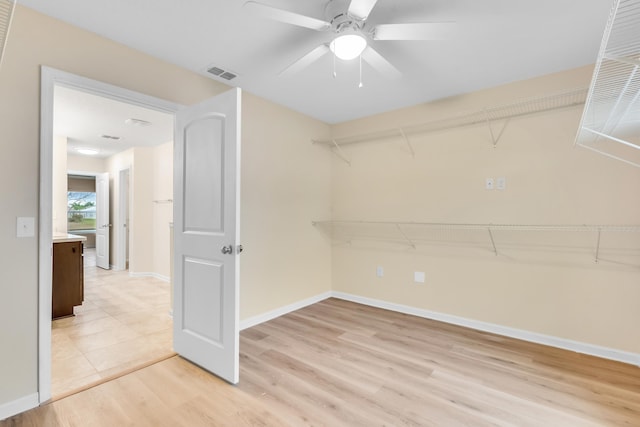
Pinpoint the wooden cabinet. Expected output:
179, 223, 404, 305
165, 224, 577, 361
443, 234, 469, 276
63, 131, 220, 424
52, 240, 84, 319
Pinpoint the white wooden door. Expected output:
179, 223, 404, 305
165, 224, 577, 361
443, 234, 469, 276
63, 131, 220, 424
95, 172, 110, 270
173, 88, 241, 384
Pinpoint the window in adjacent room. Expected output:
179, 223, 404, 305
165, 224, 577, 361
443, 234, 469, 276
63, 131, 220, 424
67, 191, 97, 231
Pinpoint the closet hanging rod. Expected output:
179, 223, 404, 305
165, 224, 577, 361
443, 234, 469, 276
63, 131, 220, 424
153, 199, 173, 204
312, 220, 640, 233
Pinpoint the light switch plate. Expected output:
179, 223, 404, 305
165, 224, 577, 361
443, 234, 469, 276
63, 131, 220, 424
376, 266, 384, 277
414, 271, 425, 283
17, 217, 35, 237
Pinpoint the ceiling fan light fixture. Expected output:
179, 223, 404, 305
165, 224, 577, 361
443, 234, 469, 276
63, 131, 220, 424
330, 34, 367, 60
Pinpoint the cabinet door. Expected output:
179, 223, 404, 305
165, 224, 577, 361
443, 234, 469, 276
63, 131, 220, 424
72, 241, 83, 305
79, 242, 84, 303
52, 241, 83, 319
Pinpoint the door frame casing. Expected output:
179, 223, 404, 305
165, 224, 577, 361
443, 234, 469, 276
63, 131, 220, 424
116, 168, 130, 271
39, 67, 181, 403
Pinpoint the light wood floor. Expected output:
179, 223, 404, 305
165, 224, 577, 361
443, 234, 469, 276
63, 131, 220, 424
50, 249, 174, 397
5, 298, 640, 426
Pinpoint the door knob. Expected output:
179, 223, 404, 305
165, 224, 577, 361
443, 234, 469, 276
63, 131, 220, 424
221, 245, 233, 255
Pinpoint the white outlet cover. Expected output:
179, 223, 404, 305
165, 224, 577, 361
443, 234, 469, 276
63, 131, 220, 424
497, 177, 506, 190
376, 266, 384, 277
414, 271, 425, 283
485, 178, 494, 190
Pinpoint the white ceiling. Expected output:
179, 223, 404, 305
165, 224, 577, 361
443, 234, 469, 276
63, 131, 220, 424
55, 86, 174, 158
23, 0, 614, 124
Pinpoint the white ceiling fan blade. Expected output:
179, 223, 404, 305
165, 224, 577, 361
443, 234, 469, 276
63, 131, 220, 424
279, 44, 330, 77
348, 0, 379, 21
244, 1, 331, 31
361, 46, 401, 79
373, 23, 456, 40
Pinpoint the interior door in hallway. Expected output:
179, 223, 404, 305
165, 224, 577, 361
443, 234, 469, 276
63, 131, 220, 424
173, 88, 241, 384
95, 171, 110, 270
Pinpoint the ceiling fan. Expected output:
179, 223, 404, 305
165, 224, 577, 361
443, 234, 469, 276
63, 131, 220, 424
244, 0, 455, 80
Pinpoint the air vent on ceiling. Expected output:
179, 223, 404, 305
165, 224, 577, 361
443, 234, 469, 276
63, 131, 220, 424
207, 66, 224, 76
207, 65, 238, 81
101, 134, 121, 140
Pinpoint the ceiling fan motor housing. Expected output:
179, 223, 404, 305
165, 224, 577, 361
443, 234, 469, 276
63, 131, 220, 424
325, 0, 365, 34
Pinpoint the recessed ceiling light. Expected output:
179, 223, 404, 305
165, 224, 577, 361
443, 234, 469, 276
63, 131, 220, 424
76, 147, 99, 155
125, 118, 152, 127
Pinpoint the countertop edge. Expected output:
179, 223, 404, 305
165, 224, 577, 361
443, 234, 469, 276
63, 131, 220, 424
53, 233, 88, 243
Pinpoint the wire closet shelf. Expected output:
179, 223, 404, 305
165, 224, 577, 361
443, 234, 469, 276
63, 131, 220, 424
313, 88, 588, 149
313, 220, 640, 263
0, 0, 16, 69
575, 0, 640, 168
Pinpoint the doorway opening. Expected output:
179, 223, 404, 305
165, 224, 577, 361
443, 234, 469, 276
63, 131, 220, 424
40, 67, 242, 403
40, 67, 181, 402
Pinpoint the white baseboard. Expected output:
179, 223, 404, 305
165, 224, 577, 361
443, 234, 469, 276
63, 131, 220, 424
128, 272, 170, 283
0, 393, 38, 421
240, 291, 332, 331
332, 291, 640, 367
234, 290, 640, 367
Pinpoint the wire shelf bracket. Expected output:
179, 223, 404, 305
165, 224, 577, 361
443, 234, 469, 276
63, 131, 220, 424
330, 138, 351, 166
398, 128, 415, 158
487, 227, 498, 256
396, 223, 416, 249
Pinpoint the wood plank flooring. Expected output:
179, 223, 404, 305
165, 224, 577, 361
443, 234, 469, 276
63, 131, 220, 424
50, 250, 174, 397
5, 298, 640, 426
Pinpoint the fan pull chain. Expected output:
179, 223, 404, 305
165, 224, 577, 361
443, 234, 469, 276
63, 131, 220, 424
333, 52, 337, 78
359, 54, 363, 88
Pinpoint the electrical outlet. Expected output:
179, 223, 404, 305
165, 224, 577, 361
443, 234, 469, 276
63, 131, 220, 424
485, 178, 494, 190
496, 177, 506, 190
376, 266, 384, 277
414, 271, 425, 283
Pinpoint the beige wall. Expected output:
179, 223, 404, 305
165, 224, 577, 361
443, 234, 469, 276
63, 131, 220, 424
129, 147, 154, 274
51, 136, 67, 234
329, 66, 640, 354
240, 93, 332, 319
0, 5, 332, 410
151, 141, 173, 279
106, 143, 172, 277
67, 154, 106, 173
